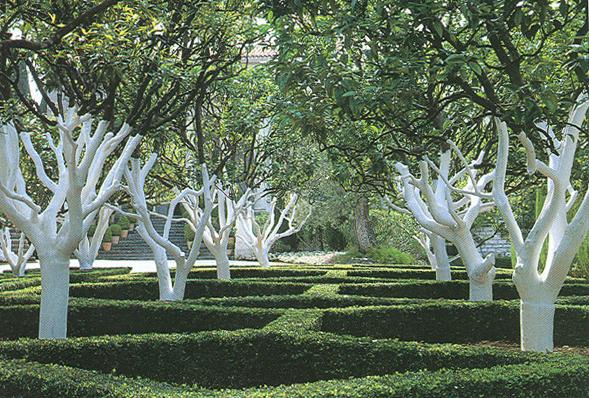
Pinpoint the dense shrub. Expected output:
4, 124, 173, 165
366, 245, 415, 264
69, 280, 311, 300
159, 268, 328, 279
185, 295, 427, 309
339, 280, 589, 300
0, 358, 192, 398
321, 302, 589, 346
347, 269, 513, 280
103, 227, 112, 243
242, 357, 589, 398
0, 300, 280, 339
110, 224, 122, 237
0, 330, 535, 389
118, 216, 130, 230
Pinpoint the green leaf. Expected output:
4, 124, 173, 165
444, 54, 467, 65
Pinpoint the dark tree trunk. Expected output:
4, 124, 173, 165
355, 196, 376, 253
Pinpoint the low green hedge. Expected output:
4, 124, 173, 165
69, 280, 311, 300
0, 300, 280, 339
340, 280, 589, 300
238, 356, 589, 397
0, 353, 587, 397
0, 330, 536, 389
321, 302, 589, 346
150, 268, 328, 279
0, 358, 196, 398
347, 269, 513, 280
185, 295, 428, 309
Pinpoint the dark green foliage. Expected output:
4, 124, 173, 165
69, 280, 311, 300
347, 269, 513, 280
0, 263, 588, 396
110, 224, 122, 237
238, 357, 589, 398
184, 224, 195, 242
0, 300, 280, 339
103, 227, 113, 243
321, 302, 589, 346
339, 280, 589, 300
158, 268, 327, 279
118, 216, 130, 230
365, 246, 414, 264
0, 330, 535, 389
0, 358, 195, 398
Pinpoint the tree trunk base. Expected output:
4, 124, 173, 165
520, 300, 555, 352
216, 257, 231, 280
38, 256, 70, 339
469, 277, 493, 301
435, 266, 451, 281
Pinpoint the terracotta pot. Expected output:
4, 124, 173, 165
120, 230, 129, 238
102, 242, 112, 252
112, 236, 120, 245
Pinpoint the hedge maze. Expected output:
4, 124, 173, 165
0, 264, 588, 397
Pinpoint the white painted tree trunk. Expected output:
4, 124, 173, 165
254, 245, 271, 268
38, 254, 70, 339
491, 99, 589, 352
195, 186, 252, 280
431, 234, 451, 281
0, 105, 141, 339
213, 248, 231, 280
396, 149, 495, 300
520, 300, 555, 352
75, 207, 113, 270
0, 228, 35, 277
120, 158, 214, 301
454, 233, 496, 301
236, 194, 310, 269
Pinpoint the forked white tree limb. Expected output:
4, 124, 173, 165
236, 193, 311, 268
0, 102, 141, 339
120, 155, 214, 300
74, 206, 114, 270
0, 227, 35, 277
180, 184, 251, 280
384, 196, 451, 280
492, 97, 589, 352
396, 148, 497, 300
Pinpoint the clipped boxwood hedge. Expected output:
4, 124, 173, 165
0, 330, 536, 389
156, 268, 328, 279
184, 294, 429, 309
339, 280, 589, 300
69, 280, 311, 300
0, 353, 587, 397
0, 300, 280, 339
0, 358, 196, 398
347, 269, 513, 280
321, 302, 589, 346
238, 356, 589, 398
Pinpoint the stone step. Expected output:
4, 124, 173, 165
98, 219, 216, 260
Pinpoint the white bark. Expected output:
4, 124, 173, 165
385, 196, 452, 281
181, 184, 251, 280
74, 206, 113, 270
236, 193, 310, 269
395, 148, 496, 300
491, 97, 589, 352
119, 155, 214, 300
414, 230, 452, 281
0, 227, 35, 276
38, 254, 70, 339
0, 102, 141, 339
